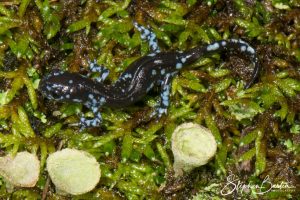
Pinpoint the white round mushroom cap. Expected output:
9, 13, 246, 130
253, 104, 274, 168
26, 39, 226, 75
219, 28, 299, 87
0, 151, 40, 187
171, 122, 217, 176
46, 148, 101, 195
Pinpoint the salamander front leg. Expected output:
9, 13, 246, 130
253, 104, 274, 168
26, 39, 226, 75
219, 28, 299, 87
79, 111, 102, 130
78, 95, 106, 130
152, 73, 173, 118
88, 60, 110, 83
133, 22, 161, 54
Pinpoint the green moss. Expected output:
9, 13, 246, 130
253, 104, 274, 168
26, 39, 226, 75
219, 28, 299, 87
0, 0, 299, 199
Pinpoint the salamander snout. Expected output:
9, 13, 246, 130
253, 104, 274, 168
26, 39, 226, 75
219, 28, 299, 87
38, 70, 72, 101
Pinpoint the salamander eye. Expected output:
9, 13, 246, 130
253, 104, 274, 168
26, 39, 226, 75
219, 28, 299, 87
50, 90, 61, 99
45, 88, 64, 100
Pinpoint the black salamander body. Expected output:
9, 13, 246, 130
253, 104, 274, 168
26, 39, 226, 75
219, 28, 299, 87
39, 23, 260, 128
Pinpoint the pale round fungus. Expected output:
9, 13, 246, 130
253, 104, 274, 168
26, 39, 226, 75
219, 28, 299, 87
46, 148, 101, 195
0, 151, 40, 187
171, 122, 217, 176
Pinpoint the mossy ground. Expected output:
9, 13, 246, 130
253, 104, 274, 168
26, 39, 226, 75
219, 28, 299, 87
0, 0, 299, 199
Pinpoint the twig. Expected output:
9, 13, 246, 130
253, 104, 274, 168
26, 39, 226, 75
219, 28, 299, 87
41, 140, 64, 200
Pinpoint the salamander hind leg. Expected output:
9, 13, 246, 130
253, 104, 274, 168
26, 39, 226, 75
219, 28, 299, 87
151, 73, 173, 118
133, 22, 161, 54
88, 59, 110, 83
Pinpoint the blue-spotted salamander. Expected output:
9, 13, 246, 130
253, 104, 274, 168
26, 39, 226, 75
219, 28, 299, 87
39, 22, 260, 129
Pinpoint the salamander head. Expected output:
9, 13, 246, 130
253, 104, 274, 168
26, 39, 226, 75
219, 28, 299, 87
38, 70, 84, 103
